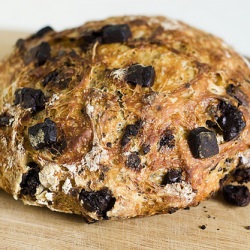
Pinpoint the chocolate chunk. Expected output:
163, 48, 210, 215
15, 38, 25, 51
125, 64, 155, 87
30, 26, 54, 39
20, 162, 40, 197
200, 225, 206, 230
226, 84, 237, 97
226, 84, 247, 106
188, 127, 219, 158
0, 114, 13, 127
25, 42, 51, 66
222, 185, 250, 207
168, 207, 178, 214
216, 101, 246, 141
120, 136, 130, 147
79, 188, 116, 217
142, 144, 150, 155
159, 130, 175, 149
14, 88, 46, 113
42, 70, 59, 86
232, 167, 250, 184
78, 33, 100, 51
121, 120, 142, 146
28, 118, 57, 150
206, 120, 219, 129
126, 153, 141, 169
101, 24, 131, 44
42, 69, 70, 89
161, 169, 182, 185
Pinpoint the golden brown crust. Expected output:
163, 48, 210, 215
0, 16, 250, 222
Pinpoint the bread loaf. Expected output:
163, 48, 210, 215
0, 16, 250, 222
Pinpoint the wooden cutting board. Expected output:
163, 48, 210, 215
0, 30, 249, 250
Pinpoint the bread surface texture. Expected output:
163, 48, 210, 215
0, 16, 250, 222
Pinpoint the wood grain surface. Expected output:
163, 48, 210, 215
0, 30, 249, 250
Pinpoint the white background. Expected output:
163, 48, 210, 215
0, 0, 249, 56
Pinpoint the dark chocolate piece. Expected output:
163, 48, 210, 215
125, 64, 155, 87
78, 33, 100, 51
200, 225, 206, 230
79, 188, 116, 217
188, 127, 219, 158
14, 88, 46, 113
159, 130, 175, 149
30, 26, 54, 39
42, 70, 59, 86
101, 24, 131, 44
226, 84, 248, 106
25, 42, 51, 66
232, 167, 250, 184
168, 207, 178, 214
126, 153, 141, 169
216, 101, 245, 141
161, 169, 182, 185
121, 120, 142, 146
42, 69, 71, 89
142, 144, 150, 155
15, 38, 25, 51
206, 120, 219, 129
28, 118, 57, 150
20, 162, 40, 197
0, 114, 13, 127
222, 185, 250, 207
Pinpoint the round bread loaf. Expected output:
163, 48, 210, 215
0, 16, 250, 222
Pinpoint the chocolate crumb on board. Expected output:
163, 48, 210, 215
200, 225, 206, 230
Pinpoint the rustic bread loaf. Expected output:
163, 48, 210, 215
0, 16, 250, 222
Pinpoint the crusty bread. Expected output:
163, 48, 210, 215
0, 16, 250, 222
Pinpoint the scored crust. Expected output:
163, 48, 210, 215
0, 16, 250, 222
